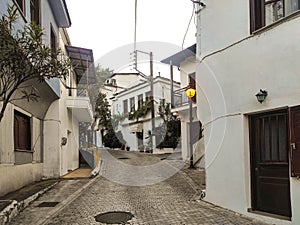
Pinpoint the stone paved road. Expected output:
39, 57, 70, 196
10, 150, 270, 225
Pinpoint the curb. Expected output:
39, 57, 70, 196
38, 175, 99, 225
0, 182, 58, 225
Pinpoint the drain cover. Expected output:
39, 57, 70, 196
37, 202, 59, 207
95, 211, 134, 224
118, 157, 129, 160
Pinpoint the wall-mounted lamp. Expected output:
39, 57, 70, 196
256, 89, 268, 104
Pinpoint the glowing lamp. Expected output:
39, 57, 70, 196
185, 87, 196, 99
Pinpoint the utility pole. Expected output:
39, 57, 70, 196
150, 52, 155, 153
189, 97, 194, 168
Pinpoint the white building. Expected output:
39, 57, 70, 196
195, 1, 300, 224
0, 0, 94, 196
110, 76, 180, 152
161, 44, 204, 167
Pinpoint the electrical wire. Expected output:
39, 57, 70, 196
182, 3, 195, 50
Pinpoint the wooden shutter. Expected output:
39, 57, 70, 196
14, 111, 31, 151
289, 106, 300, 177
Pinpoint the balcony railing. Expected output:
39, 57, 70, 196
173, 88, 196, 108
68, 88, 89, 97
173, 88, 189, 107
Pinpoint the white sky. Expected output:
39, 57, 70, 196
65, 0, 196, 77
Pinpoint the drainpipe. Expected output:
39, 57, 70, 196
41, 119, 44, 163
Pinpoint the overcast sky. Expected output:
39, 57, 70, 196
65, 0, 196, 75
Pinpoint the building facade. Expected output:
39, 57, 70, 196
0, 0, 94, 196
196, 1, 300, 224
110, 76, 180, 152
161, 45, 204, 167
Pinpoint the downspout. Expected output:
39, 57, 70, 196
41, 119, 44, 163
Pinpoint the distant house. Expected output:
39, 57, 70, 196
109, 75, 180, 152
0, 0, 95, 197
195, 1, 300, 224
161, 44, 204, 167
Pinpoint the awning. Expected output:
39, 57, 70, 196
161, 44, 196, 67
65, 46, 97, 84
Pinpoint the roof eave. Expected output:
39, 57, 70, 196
48, 0, 72, 28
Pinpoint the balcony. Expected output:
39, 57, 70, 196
66, 89, 93, 122
173, 88, 196, 109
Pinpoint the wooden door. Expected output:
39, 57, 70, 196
249, 110, 291, 217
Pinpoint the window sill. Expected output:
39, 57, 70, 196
15, 149, 34, 153
247, 208, 291, 221
252, 10, 300, 35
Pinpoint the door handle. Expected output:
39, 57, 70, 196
291, 143, 296, 150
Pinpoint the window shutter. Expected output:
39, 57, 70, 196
289, 106, 300, 177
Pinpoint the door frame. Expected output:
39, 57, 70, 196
249, 108, 292, 218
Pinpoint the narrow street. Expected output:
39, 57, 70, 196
9, 150, 270, 225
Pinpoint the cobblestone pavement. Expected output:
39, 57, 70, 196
10, 150, 271, 225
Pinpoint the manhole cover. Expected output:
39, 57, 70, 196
118, 157, 129, 160
37, 202, 59, 207
95, 211, 134, 224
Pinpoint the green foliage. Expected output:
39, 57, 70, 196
103, 129, 125, 149
95, 92, 111, 129
156, 99, 181, 149
128, 100, 152, 121
82, 65, 113, 108
0, 5, 71, 121
94, 92, 126, 149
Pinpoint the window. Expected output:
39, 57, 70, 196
250, 0, 300, 33
138, 94, 143, 109
130, 97, 135, 112
50, 25, 57, 56
30, 0, 40, 25
14, 0, 26, 17
145, 91, 151, 102
123, 99, 128, 114
14, 111, 31, 151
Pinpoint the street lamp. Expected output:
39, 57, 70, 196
186, 85, 196, 168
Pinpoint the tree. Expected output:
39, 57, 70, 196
156, 99, 181, 149
94, 92, 126, 149
95, 92, 111, 129
83, 65, 113, 108
0, 6, 71, 122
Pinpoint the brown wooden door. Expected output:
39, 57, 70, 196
250, 110, 291, 217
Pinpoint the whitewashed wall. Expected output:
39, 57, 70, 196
197, 8, 300, 224
197, 0, 249, 57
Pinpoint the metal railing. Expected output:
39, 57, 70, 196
68, 88, 89, 97
173, 88, 189, 107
